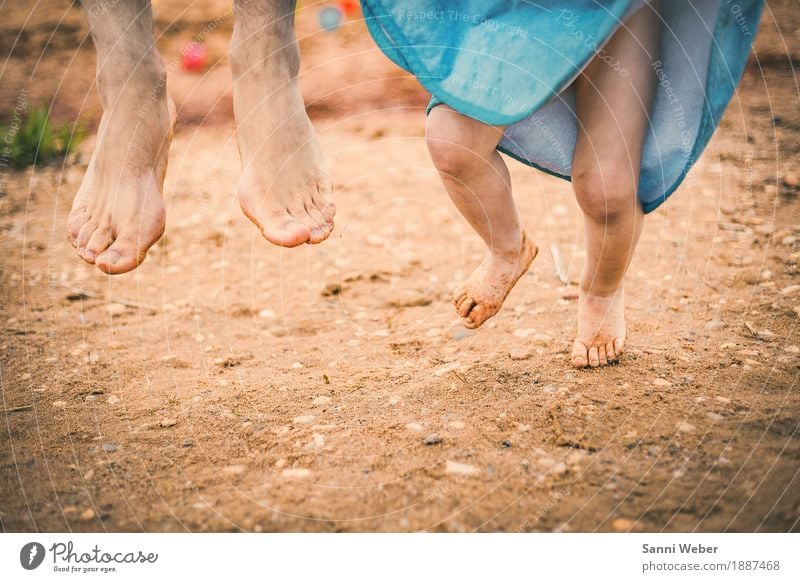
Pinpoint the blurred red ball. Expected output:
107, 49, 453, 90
337, 0, 359, 16
181, 42, 207, 72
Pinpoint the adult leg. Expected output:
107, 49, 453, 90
570, 3, 661, 367
232, 0, 335, 247
68, 0, 174, 274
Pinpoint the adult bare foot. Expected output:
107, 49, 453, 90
571, 287, 626, 368
232, 0, 334, 248
68, 89, 174, 274
68, 1, 173, 274
453, 231, 538, 329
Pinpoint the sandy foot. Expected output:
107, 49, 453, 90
453, 231, 538, 329
571, 287, 626, 368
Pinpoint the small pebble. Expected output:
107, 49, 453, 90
676, 422, 695, 433
102, 443, 117, 453
293, 415, 315, 424
612, 518, 634, 532
313, 396, 331, 405
52, 400, 67, 408
423, 435, 442, 446
80, 508, 96, 521
445, 460, 479, 476
509, 347, 532, 361
434, 362, 460, 377
281, 468, 311, 479
558, 286, 580, 300
537, 457, 556, 469
405, 422, 423, 432
107, 395, 120, 405
223, 464, 247, 476
160, 419, 177, 428
653, 378, 672, 387
512, 328, 536, 338
105, 303, 126, 316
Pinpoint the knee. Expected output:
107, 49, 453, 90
426, 138, 477, 180
425, 123, 481, 180
572, 164, 638, 223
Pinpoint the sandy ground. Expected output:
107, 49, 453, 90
1, 1, 799, 532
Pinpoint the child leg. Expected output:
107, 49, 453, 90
232, 0, 335, 247
426, 105, 537, 329
68, 0, 174, 274
570, 3, 661, 367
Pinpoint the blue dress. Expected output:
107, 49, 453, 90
359, 0, 764, 213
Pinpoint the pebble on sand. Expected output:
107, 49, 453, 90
313, 396, 332, 406
223, 464, 247, 476
512, 328, 536, 338
611, 518, 634, 532
293, 415, 315, 424
509, 347, 533, 361
434, 362, 460, 377
676, 422, 695, 433
558, 286, 580, 300
102, 444, 117, 453
423, 435, 442, 446
160, 419, 178, 428
405, 422, 424, 432
281, 468, 311, 479
445, 460, 479, 476
52, 400, 67, 408
537, 457, 556, 469
80, 508, 96, 521
107, 395, 120, 405
105, 303, 126, 316
652, 378, 672, 387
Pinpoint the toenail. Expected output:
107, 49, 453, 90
108, 250, 121, 265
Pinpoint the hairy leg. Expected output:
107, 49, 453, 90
570, 3, 661, 367
68, 0, 174, 274
232, 0, 334, 247
426, 105, 537, 329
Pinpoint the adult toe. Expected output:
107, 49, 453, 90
95, 238, 141, 275
75, 220, 99, 257
81, 225, 114, 263
260, 211, 311, 248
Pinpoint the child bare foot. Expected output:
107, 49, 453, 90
232, 0, 334, 248
454, 232, 538, 329
571, 287, 626, 368
67, 2, 174, 275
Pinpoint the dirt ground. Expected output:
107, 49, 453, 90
1, 1, 799, 533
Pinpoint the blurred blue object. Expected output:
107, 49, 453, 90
319, 6, 343, 32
